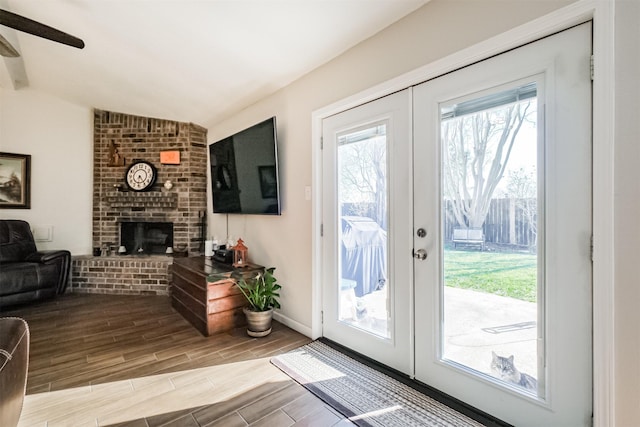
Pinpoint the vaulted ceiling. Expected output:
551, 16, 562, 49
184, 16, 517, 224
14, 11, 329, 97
0, 0, 428, 126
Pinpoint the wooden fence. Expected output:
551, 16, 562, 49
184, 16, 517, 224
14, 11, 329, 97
343, 198, 537, 248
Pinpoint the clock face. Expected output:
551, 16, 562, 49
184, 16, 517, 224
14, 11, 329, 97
125, 161, 157, 191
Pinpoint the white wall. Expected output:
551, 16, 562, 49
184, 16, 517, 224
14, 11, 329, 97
0, 88, 93, 255
204, 0, 573, 334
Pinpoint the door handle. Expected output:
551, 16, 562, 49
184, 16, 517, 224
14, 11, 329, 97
413, 249, 427, 260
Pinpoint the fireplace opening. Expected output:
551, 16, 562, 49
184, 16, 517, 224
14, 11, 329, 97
120, 222, 173, 255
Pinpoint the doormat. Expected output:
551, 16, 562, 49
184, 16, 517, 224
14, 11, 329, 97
271, 340, 485, 427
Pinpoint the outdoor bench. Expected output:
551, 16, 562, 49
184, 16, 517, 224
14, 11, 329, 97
452, 228, 485, 250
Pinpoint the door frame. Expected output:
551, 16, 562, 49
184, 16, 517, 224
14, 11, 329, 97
311, 1, 614, 426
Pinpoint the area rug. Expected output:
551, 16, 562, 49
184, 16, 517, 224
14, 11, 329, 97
271, 340, 485, 427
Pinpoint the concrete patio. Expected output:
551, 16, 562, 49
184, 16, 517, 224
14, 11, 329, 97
340, 286, 538, 382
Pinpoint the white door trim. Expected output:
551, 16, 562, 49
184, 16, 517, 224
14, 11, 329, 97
311, 1, 615, 425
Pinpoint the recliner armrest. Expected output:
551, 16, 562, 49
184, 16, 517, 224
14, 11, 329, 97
0, 317, 29, 427
24, 250, 71, 295
25, 250, 71, 264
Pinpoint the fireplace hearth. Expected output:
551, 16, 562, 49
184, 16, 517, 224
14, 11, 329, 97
120, 221, 173, 255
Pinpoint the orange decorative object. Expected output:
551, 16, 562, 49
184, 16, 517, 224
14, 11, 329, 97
232, 238, 249, 267
160, 150, 180, 165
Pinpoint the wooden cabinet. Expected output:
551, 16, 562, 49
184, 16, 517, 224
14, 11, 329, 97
170, 256, 263, 336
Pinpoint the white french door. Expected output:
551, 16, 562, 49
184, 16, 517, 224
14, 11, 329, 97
321, 23, 592, 426
413, 23, 592, 425
321, 89, 413, 374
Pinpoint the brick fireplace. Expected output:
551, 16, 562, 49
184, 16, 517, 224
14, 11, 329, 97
71, 110, 207, 295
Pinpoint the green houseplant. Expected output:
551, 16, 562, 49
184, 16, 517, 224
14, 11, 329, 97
234, 267, 281, 337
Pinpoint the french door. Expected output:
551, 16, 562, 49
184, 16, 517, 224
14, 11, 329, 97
413, 23, 592, 426
321, 89, 413, 374
322, 23, 592, 426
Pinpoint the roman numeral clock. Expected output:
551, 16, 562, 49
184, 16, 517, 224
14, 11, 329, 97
125, 161, 157, 191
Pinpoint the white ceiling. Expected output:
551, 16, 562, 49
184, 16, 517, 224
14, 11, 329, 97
0, 0, 428, 126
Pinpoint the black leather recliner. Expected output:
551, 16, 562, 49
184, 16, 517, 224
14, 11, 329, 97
0, 220, 71, 308
0, 317, 29, 427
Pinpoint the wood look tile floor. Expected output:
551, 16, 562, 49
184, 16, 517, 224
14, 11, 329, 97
3, 293, 355, 426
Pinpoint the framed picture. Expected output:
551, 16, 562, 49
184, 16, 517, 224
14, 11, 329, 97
258, 165, 277, 199
0, 152, 31, 209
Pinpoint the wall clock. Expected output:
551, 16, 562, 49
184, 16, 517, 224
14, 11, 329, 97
125, 161, 157, 191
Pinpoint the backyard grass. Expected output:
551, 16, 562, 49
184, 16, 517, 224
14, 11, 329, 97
444, 249, 537, 302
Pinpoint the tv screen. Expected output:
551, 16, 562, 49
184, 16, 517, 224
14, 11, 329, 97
209, 117, 281, 215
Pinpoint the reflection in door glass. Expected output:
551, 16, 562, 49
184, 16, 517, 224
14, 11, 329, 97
440, 83, 542, 396
337, 124, 390, 339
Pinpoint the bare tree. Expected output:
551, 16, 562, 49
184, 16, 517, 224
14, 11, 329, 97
443, 100, 533, 229
339, 137, 387, 230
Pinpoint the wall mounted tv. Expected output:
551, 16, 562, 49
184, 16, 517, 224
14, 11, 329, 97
209, 117, 281, 215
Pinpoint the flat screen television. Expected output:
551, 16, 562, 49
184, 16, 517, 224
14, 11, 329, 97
209, 117, 281, 215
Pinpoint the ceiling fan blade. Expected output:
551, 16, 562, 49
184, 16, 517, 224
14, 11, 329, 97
0, 32, 19, 57
0, 9, 84, 50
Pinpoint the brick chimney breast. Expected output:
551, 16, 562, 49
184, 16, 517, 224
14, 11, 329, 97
71, 110, 207, 296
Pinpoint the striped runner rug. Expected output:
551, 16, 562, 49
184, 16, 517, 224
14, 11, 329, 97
271, 340, 486, 427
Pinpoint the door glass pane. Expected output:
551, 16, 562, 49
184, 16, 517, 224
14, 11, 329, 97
440, 83, 543, 397
337, 124, 390, 339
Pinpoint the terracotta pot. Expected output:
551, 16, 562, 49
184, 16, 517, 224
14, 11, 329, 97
243, 307, 273, 337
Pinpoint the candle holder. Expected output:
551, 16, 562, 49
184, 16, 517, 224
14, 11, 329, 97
231, 238, 248, 268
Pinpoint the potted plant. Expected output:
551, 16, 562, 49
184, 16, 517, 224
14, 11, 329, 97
234, 267, 281, 337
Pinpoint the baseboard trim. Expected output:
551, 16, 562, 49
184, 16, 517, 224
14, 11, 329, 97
273, 311, 312, 337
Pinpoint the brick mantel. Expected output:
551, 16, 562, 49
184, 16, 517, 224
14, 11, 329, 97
105, 191, 178, 209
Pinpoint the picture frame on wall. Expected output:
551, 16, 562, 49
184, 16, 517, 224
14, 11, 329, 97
258, 165, 277, 199
0, 152, 31, 209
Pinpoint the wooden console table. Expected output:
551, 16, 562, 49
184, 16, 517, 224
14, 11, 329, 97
170, 256, 263, 336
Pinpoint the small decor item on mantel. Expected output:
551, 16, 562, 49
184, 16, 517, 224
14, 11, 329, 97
234, 267, 281, 337
231, 238, 248, 268
108, 141, 125, 167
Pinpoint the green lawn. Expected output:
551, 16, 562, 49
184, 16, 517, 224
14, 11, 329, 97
444, 249, 537, 302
